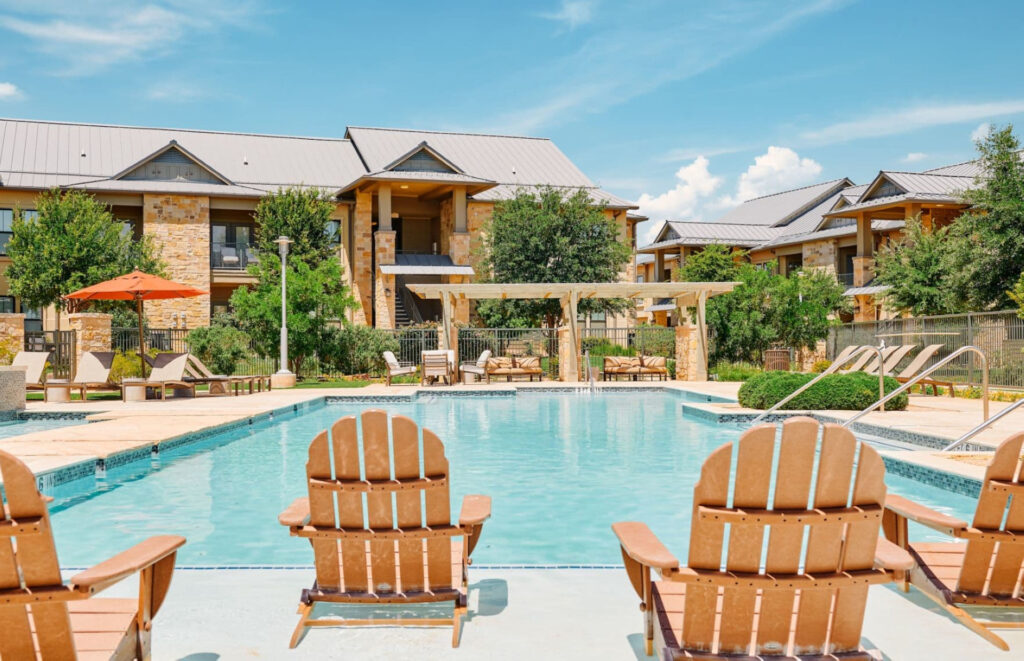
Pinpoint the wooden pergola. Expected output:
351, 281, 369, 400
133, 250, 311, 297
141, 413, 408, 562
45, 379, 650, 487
406, 282, 739, 381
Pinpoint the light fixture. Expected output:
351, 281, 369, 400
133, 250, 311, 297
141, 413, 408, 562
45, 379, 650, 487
400, 184, 409, 189
391, 212, 399, 219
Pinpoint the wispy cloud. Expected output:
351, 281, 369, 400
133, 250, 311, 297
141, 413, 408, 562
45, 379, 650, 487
0, 1, 264, 75
971, 122, 992, 142
145, 80, 209, 103
539, 0, 595, 30
489, 0, 851, 134
902, 152, 928, 163
800, 100, 1024, 145
0, 81, 22, 100
658, 143, 755, 163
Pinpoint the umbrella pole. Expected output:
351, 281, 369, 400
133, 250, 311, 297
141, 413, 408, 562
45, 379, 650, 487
137, 296, 147, 378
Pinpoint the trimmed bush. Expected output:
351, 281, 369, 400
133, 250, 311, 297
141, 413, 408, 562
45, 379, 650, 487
738, 371, 908, 411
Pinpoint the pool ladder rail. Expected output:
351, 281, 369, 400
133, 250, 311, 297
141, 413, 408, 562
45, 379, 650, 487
942, 394, 1024, 452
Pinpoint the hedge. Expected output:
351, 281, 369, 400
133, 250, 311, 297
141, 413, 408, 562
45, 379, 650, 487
738, 371, 908, 411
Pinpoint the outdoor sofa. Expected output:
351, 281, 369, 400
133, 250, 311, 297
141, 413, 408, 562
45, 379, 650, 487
485, 355, 543, 382
601, 355, 669, 381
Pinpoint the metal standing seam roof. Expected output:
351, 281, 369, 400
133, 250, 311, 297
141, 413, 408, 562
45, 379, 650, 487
772, 190, 849, 238
844, 284, 890, 296
878, 171, 975, 196
823, 192, 965, 217
639, 221, 781, 251
470, 184, 637, 209
711, 178, 852, 227
0, 118, 367, 192
756, 220, 905, 250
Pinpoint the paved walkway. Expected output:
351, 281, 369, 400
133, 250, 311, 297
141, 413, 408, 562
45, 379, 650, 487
91, 567, 1021, 660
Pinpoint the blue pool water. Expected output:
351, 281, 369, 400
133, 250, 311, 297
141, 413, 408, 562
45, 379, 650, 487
49, 392, 979, 567
0, 416, 84, 439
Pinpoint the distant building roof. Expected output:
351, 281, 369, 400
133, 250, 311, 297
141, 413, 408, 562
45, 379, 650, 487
712, 178, 853, 227
640, 221, 780, 251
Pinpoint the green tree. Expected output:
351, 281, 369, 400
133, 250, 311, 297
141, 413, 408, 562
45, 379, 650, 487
5, 189, 163, 326
230, 254, 356, 375
253, 187, 338, 265
677, 243, 740, 282
943, 124, 1024, 310
476, 187, 632, 327
706, 263, 777, 364
874, 215, 961, 315
769, 267, 849, 352
185, 314, 251, 375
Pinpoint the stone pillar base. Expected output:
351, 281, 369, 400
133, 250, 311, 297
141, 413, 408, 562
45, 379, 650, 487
271, 372, 297, 389
0, 366, 27, 412
558, 327, 579, 382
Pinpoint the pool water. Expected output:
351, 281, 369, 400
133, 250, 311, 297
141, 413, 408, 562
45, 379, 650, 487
0, 417, 84, 439
50, 392, 978, 567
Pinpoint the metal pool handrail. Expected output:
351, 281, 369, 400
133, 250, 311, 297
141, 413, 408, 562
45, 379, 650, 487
750, 345, 886, 426
942, 396, 1024, 452
842, 345, 989, 429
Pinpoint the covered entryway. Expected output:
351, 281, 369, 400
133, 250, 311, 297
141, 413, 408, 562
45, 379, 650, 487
407, 282, 738, 381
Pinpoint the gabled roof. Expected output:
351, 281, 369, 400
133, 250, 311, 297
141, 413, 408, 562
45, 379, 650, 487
862, 171, 974, 200
639, 221, 780, 252
112, 140, 232, 184
712, 178, 853, 227
756, 219, 905, 251
0, 117, 365, 196
382, 141, 464, 174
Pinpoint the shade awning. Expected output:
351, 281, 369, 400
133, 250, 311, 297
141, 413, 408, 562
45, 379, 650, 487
406, 281, 738, 307
844, 284, 890, 297
379, 254, 474, 276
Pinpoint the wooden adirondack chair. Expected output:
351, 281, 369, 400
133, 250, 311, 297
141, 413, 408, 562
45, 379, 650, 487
613, 417, 912, 659
0, 449, 185, 660
883, 431, 1024, 650
279, 409, 492, 647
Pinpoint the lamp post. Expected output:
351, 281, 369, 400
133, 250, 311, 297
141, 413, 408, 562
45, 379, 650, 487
272, 236, 296, 388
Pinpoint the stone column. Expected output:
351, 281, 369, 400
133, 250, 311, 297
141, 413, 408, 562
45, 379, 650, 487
68, 312, 112, 369
674, 321, 706, 381
374, 231, 396, 330
558, 326, 580, 382
0, 366, 26, 418
449, 232, 471, 324
142, 194, 211, 327
0, 313, 25, 355
852, 256, 875, 288
351, 191, 374, 325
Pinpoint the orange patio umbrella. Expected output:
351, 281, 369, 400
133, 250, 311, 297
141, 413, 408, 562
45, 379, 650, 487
65, 270, 207, 377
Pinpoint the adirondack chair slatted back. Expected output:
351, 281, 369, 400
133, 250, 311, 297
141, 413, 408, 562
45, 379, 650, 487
0, 451, 74, 659
305, 410, 455, 595
683, 417, 886, 656
958, 432, 1024, 598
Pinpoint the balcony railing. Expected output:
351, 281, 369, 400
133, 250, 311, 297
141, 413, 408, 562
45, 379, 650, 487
211, 241, 258, 270
836, 272, 855, 287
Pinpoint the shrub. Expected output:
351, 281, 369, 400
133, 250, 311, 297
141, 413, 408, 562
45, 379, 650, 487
811, 359, 832, 373
710, 361, 762, 382
738, 371, 908, 411
109, 349, 160, 383
330, 325, 400, 376
0, 336, 18, 365
186, 316, 251, 375
581, 337, 635, 357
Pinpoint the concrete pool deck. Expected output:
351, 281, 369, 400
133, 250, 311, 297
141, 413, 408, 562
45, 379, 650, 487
88, 567, 1022, 659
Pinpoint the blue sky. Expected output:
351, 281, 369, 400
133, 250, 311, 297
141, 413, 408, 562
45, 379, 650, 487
1, 0, 1023, 245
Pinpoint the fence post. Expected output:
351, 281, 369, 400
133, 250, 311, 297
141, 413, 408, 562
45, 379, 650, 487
966, 312, 975, 386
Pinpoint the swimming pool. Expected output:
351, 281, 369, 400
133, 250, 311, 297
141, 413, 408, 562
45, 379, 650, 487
50, 391, 979, 567
0, 416, 85, 439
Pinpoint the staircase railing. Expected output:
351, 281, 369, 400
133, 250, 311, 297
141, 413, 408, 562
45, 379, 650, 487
842, 345, 989, 429
941, 396, 1024, 452
749, 345, 886, 426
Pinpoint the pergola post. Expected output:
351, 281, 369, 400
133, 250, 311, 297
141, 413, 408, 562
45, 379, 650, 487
559, 291, 580, 382
694, 291, 708, 381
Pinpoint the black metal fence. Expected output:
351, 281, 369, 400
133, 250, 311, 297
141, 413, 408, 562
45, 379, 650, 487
388, 328, 439, 366
24, 330, 76, 379
458, 328, 560, 378
580, 326, 676, 357
827, 310, 1024, 388
112, 327, 277, 377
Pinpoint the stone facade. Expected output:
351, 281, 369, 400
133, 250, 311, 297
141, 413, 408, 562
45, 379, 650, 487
373, 231, 396, 330
674, 322, 707, 381
803, 239, 836, 273
0, 313, 25, 358
557, 326, 580, 382
351, 191, 373, 325
68, 313, 112, 370
852, 256, 875, 288
448, 232, 471, 324
0, 366, 26, 414
143, 194, 211, 327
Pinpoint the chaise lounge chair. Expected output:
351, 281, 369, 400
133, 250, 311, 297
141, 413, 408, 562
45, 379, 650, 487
124, 353, 196, 400
843, 345, 896, 374
613, 417, 912, 659
44, 351, 118, 401
184, 354, 268, 396
864, 344, 916, 376
830, 344, 864, 370
894, 344, 954, 396
279, 410, 492, 647
12, 350, 50, 392
0, 448, 185, 660
883, 431, 1024, 650
383, 350, 417, 386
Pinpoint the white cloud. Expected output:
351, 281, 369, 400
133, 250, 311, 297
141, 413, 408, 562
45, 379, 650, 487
539, 0, 595, 30
146, 80, 207, 102
971, 122, 992, 142
902, 152, 928, 163
636, 156, 723, 243
800, 100, 1024, 145
0, 1, 263, 75
0, 81, 22, 99
718, 146, 822, 207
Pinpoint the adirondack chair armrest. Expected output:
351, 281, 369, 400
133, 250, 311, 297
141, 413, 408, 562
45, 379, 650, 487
884, 494, 969, 537
612, 521, 680, 571
279, 497, 311, 527
874, 536, 914, 572
70, 535, 186, 595
458, 494, 492, 526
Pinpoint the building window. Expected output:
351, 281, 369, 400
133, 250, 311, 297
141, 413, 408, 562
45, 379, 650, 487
0, 296, 15, 313
210, 223, 255, 269
0, 209, 38, 256
326, 220, 341, 245
785, 255, 803, 277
